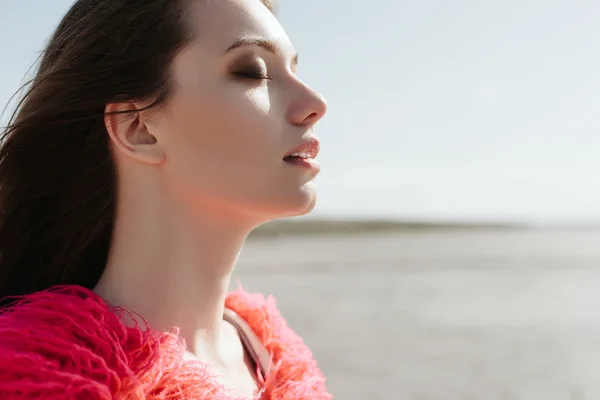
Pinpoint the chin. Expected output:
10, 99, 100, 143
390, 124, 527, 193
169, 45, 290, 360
260, 182, 318, 220
289, 181, 318, 215
291, 193, 317, 217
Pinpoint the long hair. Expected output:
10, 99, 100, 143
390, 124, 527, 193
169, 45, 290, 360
0, 0, 274, 303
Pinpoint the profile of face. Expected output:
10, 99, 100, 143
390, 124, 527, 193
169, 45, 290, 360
108, 0, 327, 225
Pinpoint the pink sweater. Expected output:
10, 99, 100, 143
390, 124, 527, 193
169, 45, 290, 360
0, 285, 332, 399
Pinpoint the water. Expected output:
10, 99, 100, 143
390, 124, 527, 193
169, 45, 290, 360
233, 229, 600, 400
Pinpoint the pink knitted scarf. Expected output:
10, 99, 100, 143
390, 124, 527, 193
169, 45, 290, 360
0, 285, 332, 399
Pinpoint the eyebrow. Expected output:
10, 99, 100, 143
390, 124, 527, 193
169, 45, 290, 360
225, 37, 299, 66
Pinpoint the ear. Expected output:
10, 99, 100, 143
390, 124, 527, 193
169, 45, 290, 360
104, 102, 165, 165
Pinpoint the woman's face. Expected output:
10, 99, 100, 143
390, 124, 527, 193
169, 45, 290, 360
145, 0, 327, 223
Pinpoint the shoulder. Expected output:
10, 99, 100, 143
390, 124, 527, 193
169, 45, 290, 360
0, 285, 157, 399
225, 287, 333, 399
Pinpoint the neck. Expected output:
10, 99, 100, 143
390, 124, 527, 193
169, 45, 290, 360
94, 173, 255, 364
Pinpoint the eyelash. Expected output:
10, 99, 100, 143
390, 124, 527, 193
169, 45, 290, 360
233, 68, 272, 81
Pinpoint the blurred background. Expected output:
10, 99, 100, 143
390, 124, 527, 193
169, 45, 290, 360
3, 0, 600, 398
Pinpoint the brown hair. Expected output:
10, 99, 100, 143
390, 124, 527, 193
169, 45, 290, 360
0, 0, 274, 303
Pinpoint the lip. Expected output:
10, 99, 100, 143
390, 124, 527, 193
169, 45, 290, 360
283, 137, 321, 159
283, 156, 321, 172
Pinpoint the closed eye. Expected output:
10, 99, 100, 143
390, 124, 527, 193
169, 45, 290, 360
232, 69, 272, 80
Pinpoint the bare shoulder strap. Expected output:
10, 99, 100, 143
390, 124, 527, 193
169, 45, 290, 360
223, 307, 272, 378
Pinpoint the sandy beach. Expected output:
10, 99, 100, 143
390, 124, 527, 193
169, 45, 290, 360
233, 229, 600, 399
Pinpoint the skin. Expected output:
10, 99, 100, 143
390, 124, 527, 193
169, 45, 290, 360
93, 0, 327, 397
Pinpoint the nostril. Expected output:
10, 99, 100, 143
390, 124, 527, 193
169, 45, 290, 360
304, 112, 319, 124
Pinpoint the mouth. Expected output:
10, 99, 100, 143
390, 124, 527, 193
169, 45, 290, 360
283, 137, 320, 168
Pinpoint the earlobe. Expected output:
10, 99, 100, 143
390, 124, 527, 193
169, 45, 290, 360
104, 102, 165, 165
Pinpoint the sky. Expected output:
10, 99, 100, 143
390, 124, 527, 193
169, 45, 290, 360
1, 0, 599, 223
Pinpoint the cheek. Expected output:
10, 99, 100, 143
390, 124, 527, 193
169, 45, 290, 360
174, 86, 274, 148
159, 86, 284, 197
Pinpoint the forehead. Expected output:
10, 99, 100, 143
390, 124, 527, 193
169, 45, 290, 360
190, 0, 294, 55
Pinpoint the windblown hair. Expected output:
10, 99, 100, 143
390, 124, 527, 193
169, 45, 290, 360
0, 0, 275, 304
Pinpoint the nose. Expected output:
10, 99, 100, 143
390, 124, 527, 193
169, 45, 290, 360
288, 82, 328, 127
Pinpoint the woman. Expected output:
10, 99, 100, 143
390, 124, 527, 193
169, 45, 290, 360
0, 0, 330, 398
